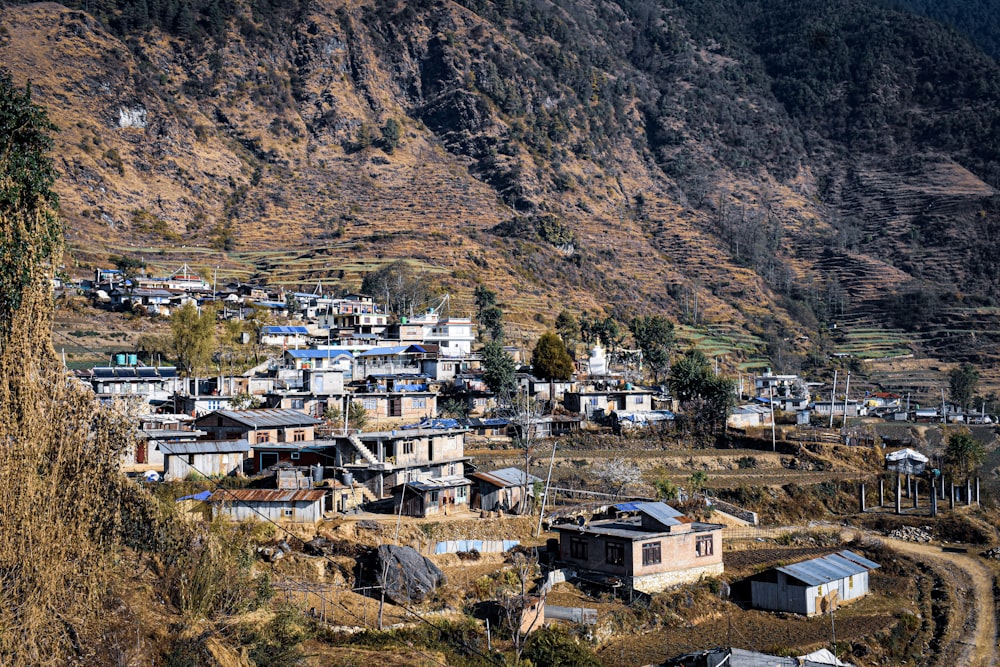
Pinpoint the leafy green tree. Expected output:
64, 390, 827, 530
481, 339, 517, 397
555, 310, 579, 354
949, 362, 980, 411
654, 476, 679, 501
380, 118, 401, 153
668, 349, 712, 403
229, 392, 262, 410
109, 254, 146, 285
669, 349, 736, 436
629, 314, 676, 382
532, 332, 574, 382
348, 400, 368, 431
0, 72, 59, 332
945, 428, 985, 482
480, 305, 504, 341
689, 470, 709, 493
170, 301, 216, 376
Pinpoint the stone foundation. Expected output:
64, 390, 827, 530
631, 562, 725, 594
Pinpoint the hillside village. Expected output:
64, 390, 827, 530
48, 264, 1000, 666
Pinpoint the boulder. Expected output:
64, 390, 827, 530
373, 544, 447, 604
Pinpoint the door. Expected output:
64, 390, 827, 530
135, 441, 147, 464
259, 452, 279, 472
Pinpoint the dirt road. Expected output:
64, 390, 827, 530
883, 537, 997, 667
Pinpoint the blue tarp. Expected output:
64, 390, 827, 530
434, 539, 521, 554
176, 490, 213, 502
403, 417, 461, 430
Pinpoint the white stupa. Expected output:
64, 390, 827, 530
588, 343, 606, 377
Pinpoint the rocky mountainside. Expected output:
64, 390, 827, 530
4, 0, 1000, 376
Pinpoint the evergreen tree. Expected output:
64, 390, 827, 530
481, 339, 517, 397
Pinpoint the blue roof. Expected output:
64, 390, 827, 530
358, 344, 427, 357
264, 325, 309, 335
403, 418, 461, 430
285, 349, 353, 359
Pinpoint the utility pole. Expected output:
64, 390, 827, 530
829, 370, 838, 429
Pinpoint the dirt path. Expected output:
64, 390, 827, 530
883, 537, 997, 667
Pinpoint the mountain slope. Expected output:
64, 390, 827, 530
4, 0, 1000, 376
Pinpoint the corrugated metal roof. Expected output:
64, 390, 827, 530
161, 439, 251, 455
210, 489, 326, 503
471, 467, 541, 488
635, 502, 684, 526
776, 551, 874, 586
836, 549, 882, 571
404, 475, 472, 491
263, 325, 309, 335
358, 344, 427, 357
209, 409, 322, 428
285, 349, 353, 358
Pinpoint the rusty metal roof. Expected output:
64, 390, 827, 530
210, 488, 326, 503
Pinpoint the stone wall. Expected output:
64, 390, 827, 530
631, 562, 725, 594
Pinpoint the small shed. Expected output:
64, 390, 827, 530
469, 467, 541, 513
211, 488, 327, 524
885, 448, 929, 475
393, 476, 471, 517
750, 550, 880, 616
161, 439, 251, 481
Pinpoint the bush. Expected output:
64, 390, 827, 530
522, 625, 600, 667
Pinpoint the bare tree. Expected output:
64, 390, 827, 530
496, 551, 544, 660
592, 457, 642, 500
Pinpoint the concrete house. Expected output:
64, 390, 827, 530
161, 439, 252, 481
330, 426, 469, 499
564, 388, 657, 420
260, 325, 311, 348
210, 488, 327, 524
749, 550, 880, 616
553, 502, 724, 594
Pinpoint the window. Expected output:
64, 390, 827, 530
290, 452, 300, 460
293, 430, 306, 442
570, 537, 588, 559
411, 397, 426, 409
291, 398, 304, 410
606, 541, 625, 566
402, 441, 414, 455
257, 432, 270, 443
457, 485, 467, 499
430, 491, 439, 503
187, 454, 195, 465
363, 398, 378, 411
696, 535, 714, 558
642, 541, 662, 566
634, 395, 645, 405
282, 508, 294, 518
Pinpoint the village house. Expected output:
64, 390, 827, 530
83, 363, 181, 405
468, 467, 541, 513
563, 388, 658, 420
553, 502, 724, 594
260, 325, 311, 348
353, 345, 426, 379
161, 439, 253, 481
210, 488, 327, 524
128, 413, 204, 470
349, 374, 438, 425
392, 475, 472, 517
727, 404, 774, 429
749, 550, 880, 616
282, 348, 353, 373
330, 426, 470, 499
811, 400, 867, 418
316, 294, 388, 336
193, 409, 323, 465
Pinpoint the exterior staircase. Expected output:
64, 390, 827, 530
347, 433, 380, 465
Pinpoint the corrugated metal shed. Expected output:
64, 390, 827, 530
836, 549, 882, 571
161, 439, 251, 455
471, 467, 542, 488
211, 409, 322, 428
211, 489, 326, 503
777, 551, 874, 586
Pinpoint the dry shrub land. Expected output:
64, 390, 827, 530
5, 0, 1000, 386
